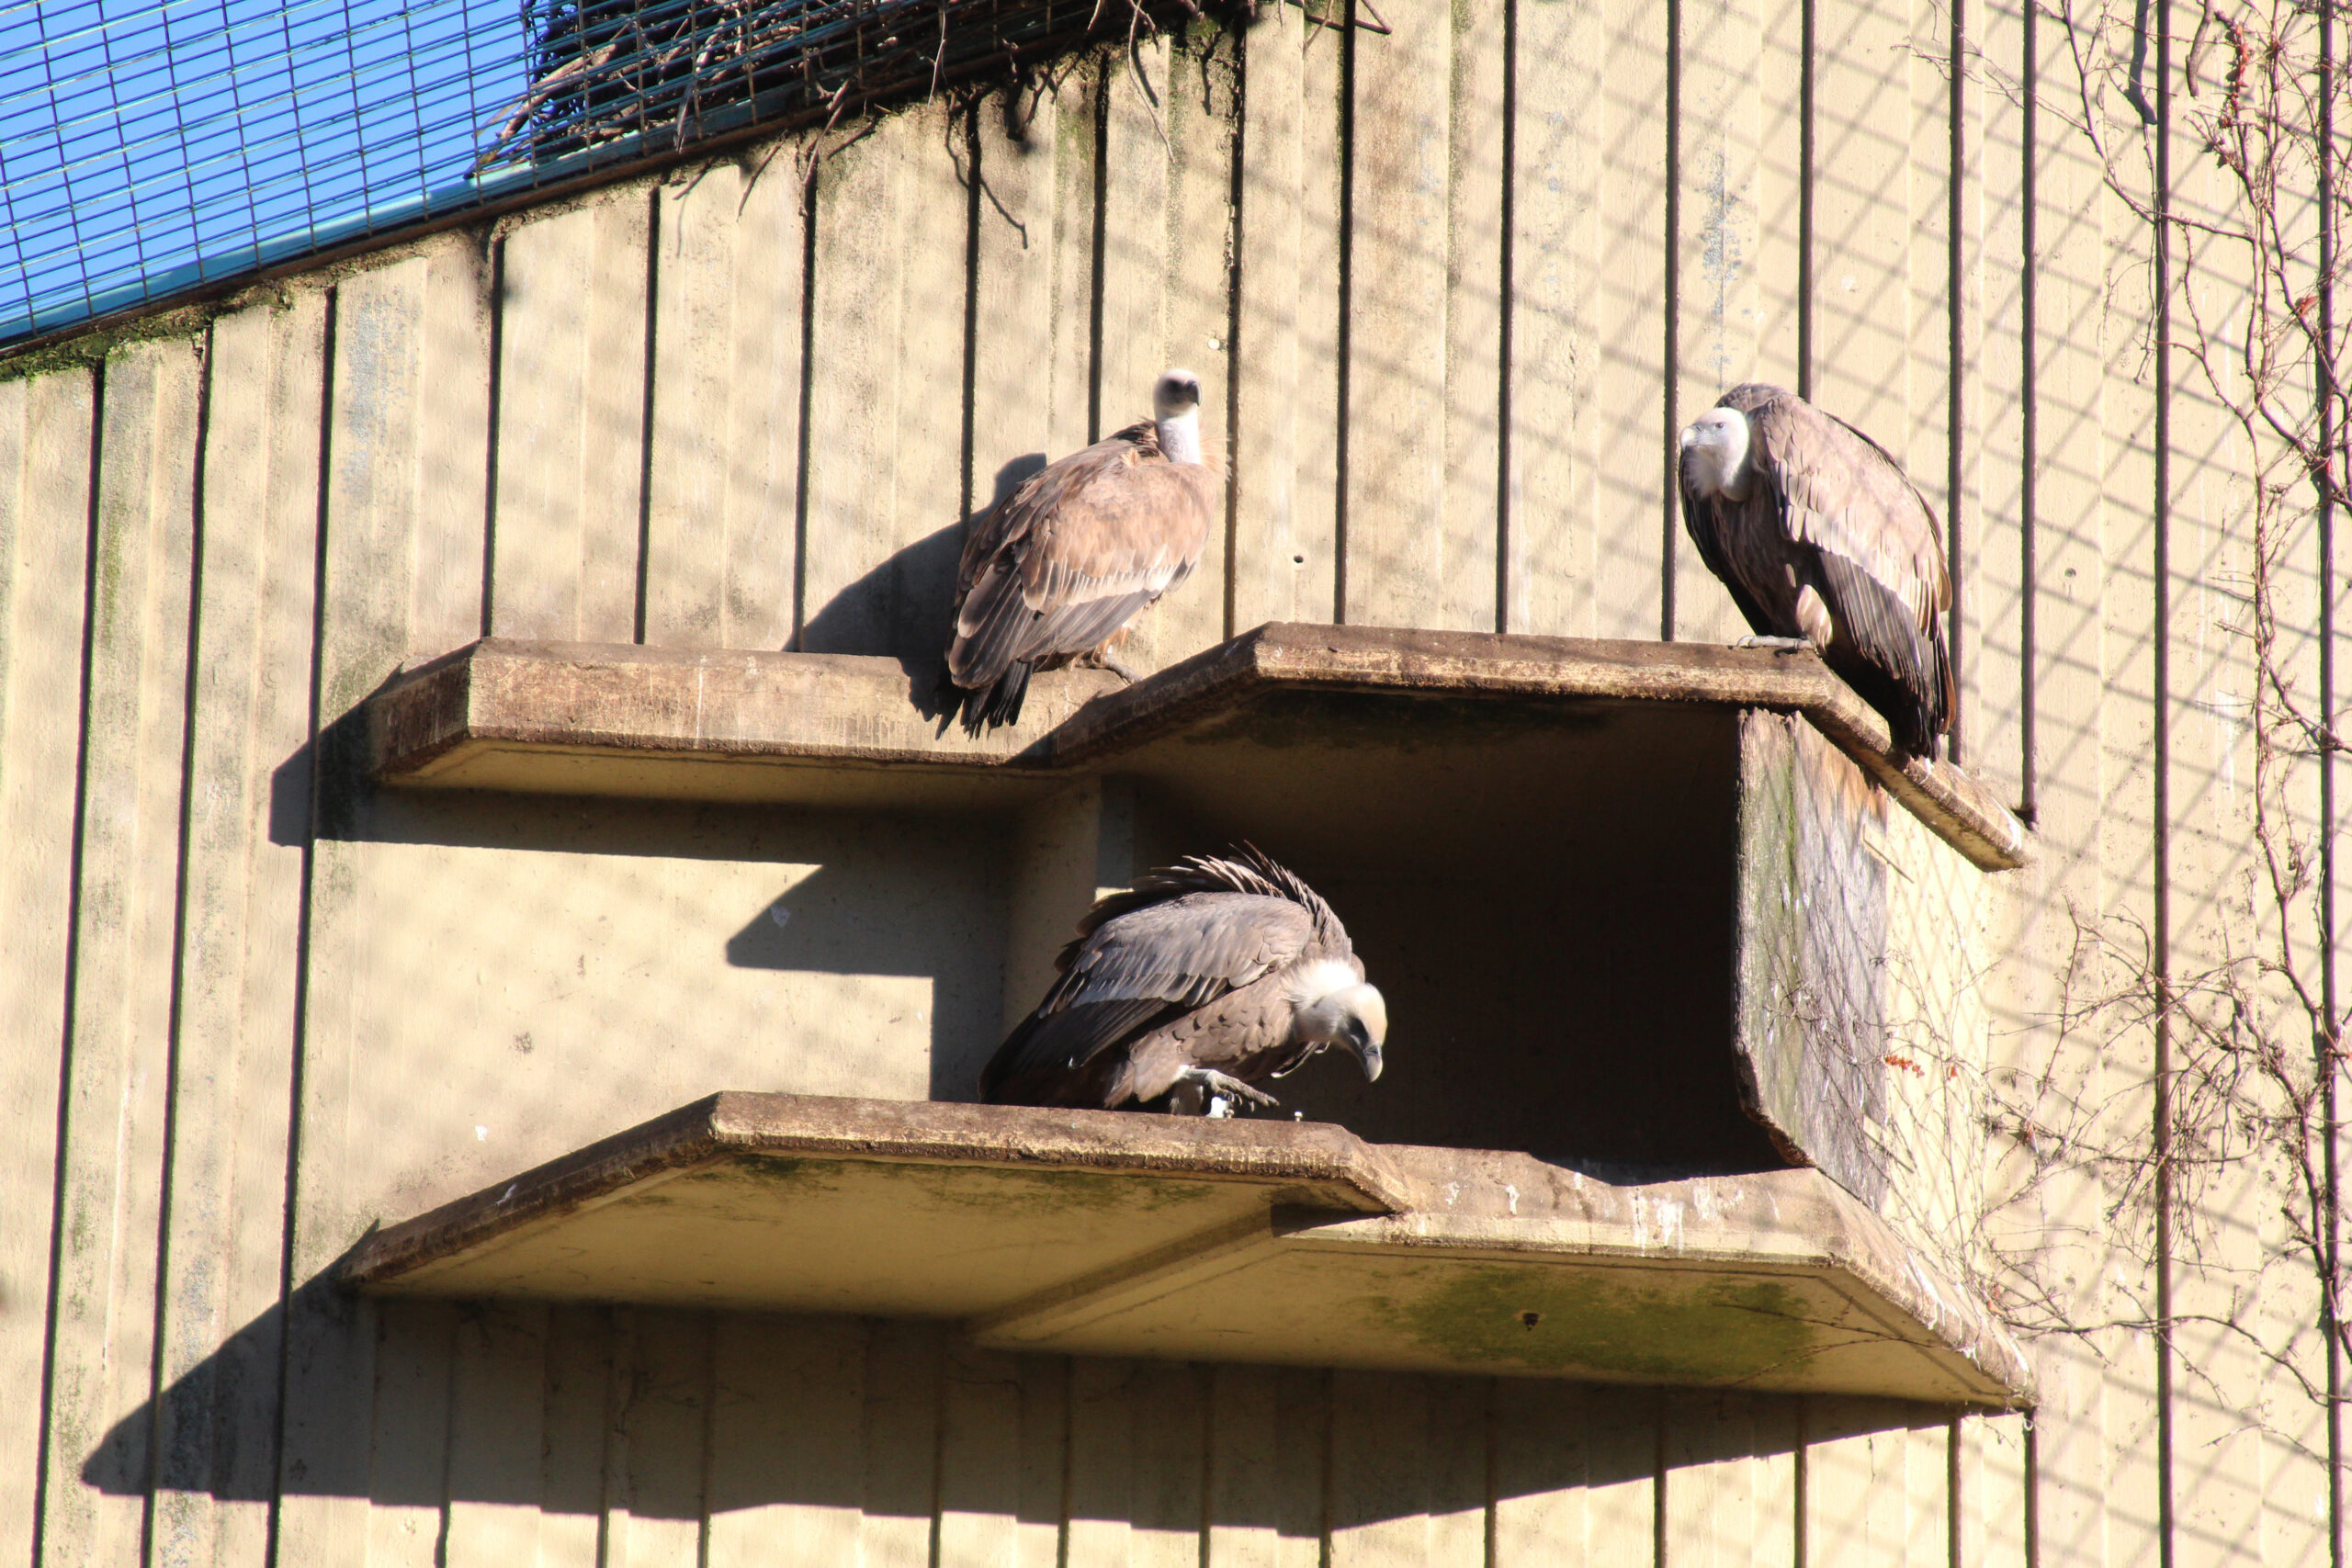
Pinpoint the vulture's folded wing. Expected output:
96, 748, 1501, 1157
1677, 483, 1777, 637
1747, 394, 1954, 740
950, 434, 1139, 686
979, 892, 1312, 1100
950, 436, 1218, 689
1813, 550, 1952, 730
1750, 398, 1949, 625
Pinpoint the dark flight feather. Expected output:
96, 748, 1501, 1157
978, 847, 1367, 1111
1680, 383, 1955, 755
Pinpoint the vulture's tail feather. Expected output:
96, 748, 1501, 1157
980, 996, 1176, 1105
956, 660, 1033, 734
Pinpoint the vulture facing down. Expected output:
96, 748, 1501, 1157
944, 369, 1223, 729
978, 848, 1387, 1116
1678, 383, 1956, 756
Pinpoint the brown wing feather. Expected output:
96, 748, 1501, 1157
1111, 972, 1309, 1103
948, 421, 1218, 694
1730, 386, 1949, 625
978, 893, 1316, 1106
978, 848, 1351, 1109
1719, 384, 1955, 750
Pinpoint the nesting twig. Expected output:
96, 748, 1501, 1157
478, 0, 1229, 172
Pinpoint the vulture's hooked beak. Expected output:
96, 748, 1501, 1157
1346, 1020, 1384, 1082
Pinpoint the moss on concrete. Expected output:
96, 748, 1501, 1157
1384, 1265, 1815, 1381
706, 1153, 1218, 1213
0, 297, 224, 385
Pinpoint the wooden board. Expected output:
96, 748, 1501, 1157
279, 231, 500, 1568
1095, 23, 1237, 670
1671, 0, 1764, 649
1594, 0, 1674, 641
799, 101, 971, 667
1344, 0, 1465, 633
642, 157, 805, 652
491, 191, 650, 643
147, 285, 327, 1568
0, 365, 94, 1565
1229, 4, 1329, 634
40, 336, 203, 1566
1505, 0, 1599, 638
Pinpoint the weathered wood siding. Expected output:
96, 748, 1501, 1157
0, 0, 2318, 1561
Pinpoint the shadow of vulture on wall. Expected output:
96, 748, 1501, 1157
980, 847, 1387, 1118
938, 368, 1223, 730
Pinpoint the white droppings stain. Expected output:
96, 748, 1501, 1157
1442, 1181, 1461, 1208
1503, 1184, 1521, 1216
1840, 274, 1857, 291
501, 1183, 518, 1204
475, 1125, 489, 1141
770, 903, 792, 928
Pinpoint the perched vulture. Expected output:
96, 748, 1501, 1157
944, 368, 1223, 729
1677, 383, 1955, 755
978, 847, 1386, 1115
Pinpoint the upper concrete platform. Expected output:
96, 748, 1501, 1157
365, 622, 2029, 870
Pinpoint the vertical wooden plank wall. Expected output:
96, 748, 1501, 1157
0, 0, 2318, 1562
150, 293, 326, 1568
0, 367, 93, 1566
41, 337, 202, 1567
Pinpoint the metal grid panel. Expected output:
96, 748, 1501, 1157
0, 0, 1148, 346
0, 0, 525, 341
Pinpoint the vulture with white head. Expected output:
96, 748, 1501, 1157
945, 369, 1222, 729
978, 847, 1386, 1115
1678, 383, 1955, 755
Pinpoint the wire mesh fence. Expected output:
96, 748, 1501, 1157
0, 0, 1188, 348
2, 0, 523, 343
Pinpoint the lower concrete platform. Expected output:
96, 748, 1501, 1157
341, 1091, 2033, 1408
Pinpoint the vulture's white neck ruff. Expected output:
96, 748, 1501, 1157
1285, 957, 1362, 1006
1156, 407, 1204, 466
1679, 408, 1754, 502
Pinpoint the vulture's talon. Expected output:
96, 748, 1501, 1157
1198, 1070, 1280, 1109
1101, 656, 1140, 684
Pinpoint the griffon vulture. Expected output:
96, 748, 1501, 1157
945, 369, 1222, 729
978, 847, 1386, 1116
1678, 383, 1955, 755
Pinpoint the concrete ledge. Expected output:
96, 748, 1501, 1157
342, 1092, 2033, 1408
367, 625, 2029, 869
1061, 625, 2027, 871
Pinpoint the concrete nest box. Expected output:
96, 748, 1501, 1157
354, 623, 2032, 1405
